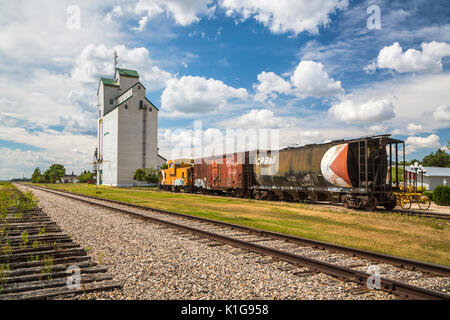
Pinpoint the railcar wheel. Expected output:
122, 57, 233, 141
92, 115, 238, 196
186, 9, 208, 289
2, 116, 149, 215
365, 197, 378, 211
342, 196, 351, 209
383, 194, 397, 211
383, 200, 397, 211
418, 196, 431, 210
401, 197, 412, 210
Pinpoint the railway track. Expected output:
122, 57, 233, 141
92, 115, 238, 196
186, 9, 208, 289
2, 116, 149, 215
306, 200, 450, 220
0, 188, 120, 300
120, 186, 450, 221
22, 184, 450, 300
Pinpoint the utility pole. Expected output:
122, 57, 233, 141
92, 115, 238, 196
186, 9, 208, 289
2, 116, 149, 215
113, 51, 118, 71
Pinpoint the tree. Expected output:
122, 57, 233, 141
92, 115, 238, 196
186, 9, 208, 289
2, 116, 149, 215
78, 171, 94, 183
133, 168, 158, 185
421, 149, 450, 167
160, 163, 168, 170
144, 168, 159, 184
47, 164, 66, 183
42, 170, 51, 183
31, 167, 43, 183
134, 168, 146, 182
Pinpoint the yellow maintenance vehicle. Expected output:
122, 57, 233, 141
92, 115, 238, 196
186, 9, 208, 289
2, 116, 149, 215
159, 159, 194, 192
394, 185, 431, 210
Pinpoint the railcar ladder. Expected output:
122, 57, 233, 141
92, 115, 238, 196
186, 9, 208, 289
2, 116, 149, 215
358, 140, 368, 189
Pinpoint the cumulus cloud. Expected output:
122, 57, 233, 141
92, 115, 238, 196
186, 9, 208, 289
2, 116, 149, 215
407, 123, 423, 133
376, 41, 450, 73
71, 43, 172, 91
0, 1, 124, 67
0, 126, 97, 179
0, 16, 173, 178
221, 109, 292, 129
326, 73, 450, 133
433, 105, 450, 122
104, 5, 124, 23
161, 76, 249, 116
329, 99, 395, 123
134, 0, 214, 28
253, 72, 291, 103
220, 0, 348, 34
290, 61, 343, 97
405, 134, 441, 154
253, 60, 342, 103
368, 125, 387, 134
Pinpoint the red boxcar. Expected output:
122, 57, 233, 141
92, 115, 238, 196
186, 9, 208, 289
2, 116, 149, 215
193, 152, 253, 192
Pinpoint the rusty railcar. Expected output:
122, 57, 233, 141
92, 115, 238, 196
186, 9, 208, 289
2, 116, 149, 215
193, 152, 253, 196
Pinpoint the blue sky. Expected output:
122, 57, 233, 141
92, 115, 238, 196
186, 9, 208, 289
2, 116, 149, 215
0, 0, 449, 179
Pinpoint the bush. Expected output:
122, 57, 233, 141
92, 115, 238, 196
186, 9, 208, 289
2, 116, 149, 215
423, 191, 433, 200
134, 168, 146, 182
133, 168, 158, 185
433, 186, 450, 206
144, 168, 159, 184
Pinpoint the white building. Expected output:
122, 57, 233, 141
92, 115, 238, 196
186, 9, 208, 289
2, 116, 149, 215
405, 166, 450, 191
61, 175, 79, 184
97, 67, 166, 186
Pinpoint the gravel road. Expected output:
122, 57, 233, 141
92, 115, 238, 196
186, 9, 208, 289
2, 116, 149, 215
17, 185, 394, 300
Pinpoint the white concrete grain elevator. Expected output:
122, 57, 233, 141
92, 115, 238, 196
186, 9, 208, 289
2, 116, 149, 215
96, 54, 166, 186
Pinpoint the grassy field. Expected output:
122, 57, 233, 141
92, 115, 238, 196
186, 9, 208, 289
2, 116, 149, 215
34, 183, 450, 266
0, 181, 12, 190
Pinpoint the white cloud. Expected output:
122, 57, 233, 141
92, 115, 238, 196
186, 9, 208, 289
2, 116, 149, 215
253, 60, 343, 103
363, 62, 377, 74
433, 105, 450, 122
368, 125, 387, 133
220, 0, 348, 34
71, 43, 172, 91
221, 109, 292, 129
104, 5, 124, 23
328, 73, 450, 133
329, 99, 395, 123
134, 0, 214, 28
0, 1, 126, 67
161, 76, 249, 116
405, 134, 441, 154
407, 123, 423, 133
253, 72, 291, 103
0, 125, 97, 179
376, 41, 450, 73
290, 60, 343, 97
0, 42, 173, 178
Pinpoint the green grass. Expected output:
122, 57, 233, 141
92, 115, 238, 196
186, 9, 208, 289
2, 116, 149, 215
0, 181, 12, 190
38, 183, 450, 266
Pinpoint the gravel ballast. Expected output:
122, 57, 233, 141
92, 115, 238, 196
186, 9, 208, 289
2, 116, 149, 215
17, 185, 396, 300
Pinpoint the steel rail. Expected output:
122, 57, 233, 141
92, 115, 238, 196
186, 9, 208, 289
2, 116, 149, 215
23, 184, 450, 300
116, 186, 450, 220
24, 184, 450, 277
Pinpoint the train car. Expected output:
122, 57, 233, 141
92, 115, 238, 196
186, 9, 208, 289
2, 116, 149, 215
160, 135, 405, 211
251, 135, 403, 210
193, 152, 253, 196
159, 159, 194, 191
